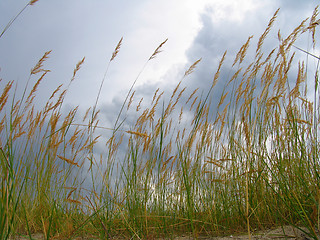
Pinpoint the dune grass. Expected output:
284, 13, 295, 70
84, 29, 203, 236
1, 3, 320, 239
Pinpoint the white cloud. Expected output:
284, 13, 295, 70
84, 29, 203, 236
0, 0, 319, 114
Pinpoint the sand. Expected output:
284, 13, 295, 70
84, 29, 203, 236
9, 225, 319, 240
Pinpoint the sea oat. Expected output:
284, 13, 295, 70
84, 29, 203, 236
307, 6, 319, 48
49, 84, 63, 100
212, 51, 227, 88
29, 0, 40, 5
242, 116, 251, 148
25, 71, 49, 109
136, 97, 143, 111
216, 103, 229, 141
149, 38, 168, 60
261, 63, 275, 87
246, 53, 263, 83
171, 87, 186, 112
65, 199, 81, 205
161, 156, 175, 172
13, 130, 26, 141
151, 88, 160, 105
170, 81, 182, 100
12, 114, 24, 131
71, 57, 85, 82
136, 108, 149, 126
58, 155, 80, 167
31, 50, 52, 75
127, 91, 135, 110
83, 107, 91, 122
68, 128, 81, 152
256, 8, 279, 54
190, 96, 198, 111
284, 19, 308, 51
0, 80, 13, 112
126, 130, 149, 138
233, 36, 253, 67
67, 188, 77, 200
152, 90, 164, 109
166, 118, 173, 135
142, 136, 152, 153
290, 62, 306, 99
217, 92, 229, 109
110, 37, 123, 61
62, 107, 78, 132
205, 157, 225, 169
86, 135, 100, 151
186, 88, 199, 105
184, 58, 202, 77
179, 107, 183, 124
147, 106, 155, 122
227, 68, 242, 86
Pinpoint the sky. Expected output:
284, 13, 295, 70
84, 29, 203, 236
0, 0, 320, 130
1, 0, 320, 193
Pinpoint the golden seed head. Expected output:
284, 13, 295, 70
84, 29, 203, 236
29, 0, 40, 5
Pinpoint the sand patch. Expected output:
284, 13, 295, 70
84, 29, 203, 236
9, 225, 319, 239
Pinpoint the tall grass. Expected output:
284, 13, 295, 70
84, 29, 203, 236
1, 3, 320, 239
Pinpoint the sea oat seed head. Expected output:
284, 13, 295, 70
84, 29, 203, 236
71, 57, 85, 82
184, 58, 202, 77
111, 37, 123, 61
31, 50, 52, 75
29, 0, 40, 5
149, 38, 168, 60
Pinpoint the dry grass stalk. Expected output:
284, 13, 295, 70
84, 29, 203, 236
184, 58, 202, 77
289, 62, 306, 99
111, 37, 123, 61
205, 157, 225, 169
49, 84, 63, 100
136, 97, 143, 111
216, 103, 229, 141
190, 96, 198, 111
71, 57, 85, 82
65, 198, 82, 205
179, 107, 183, 123
151, 88, 160, 105
227, 68, 242, 85
217, 92, 228, 109
82, 107, 91, 122
31, 50, 52, 75
233, 36, 253, 67
29, 0, 40, 5
170, 87, 186, 113
91, 109, 100, 123
149, 38, 168, 60
186, 88, 199, 105
68, 127, 81, 152
57, 155, 80, 167
0, 80, 13, 112
0, 116, 5, 137
126, 130, 149, 138
170, 80, 182, 100
256, 8, 279, 54
283, 19, 308, 52
307, 6, 319, 48
25, 71, 49, 110
212, 51, 227, 88
85, 135, 100, 151
127, 91, 135, 110
152, 90, 164, 110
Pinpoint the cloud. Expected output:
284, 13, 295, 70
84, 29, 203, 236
175, 1, 319, 107
107, 0, 320, 133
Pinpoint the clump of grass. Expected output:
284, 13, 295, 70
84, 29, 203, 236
1, 4, 320, 240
